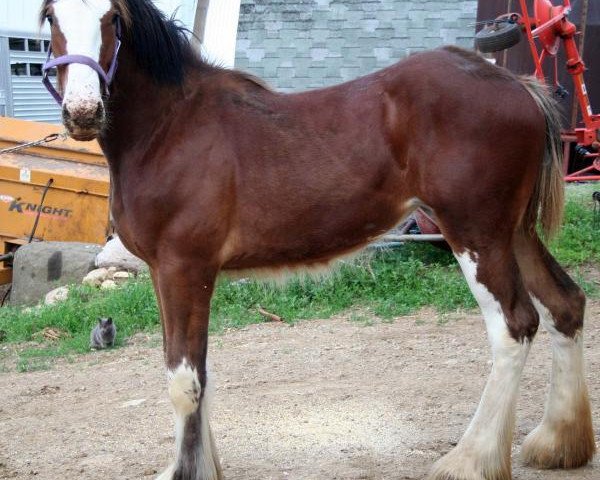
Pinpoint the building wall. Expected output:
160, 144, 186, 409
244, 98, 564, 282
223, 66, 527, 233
2, 37, 63, 123
0, 1, 61, 123
0, 1, 50, 36
235, 0, 478, 91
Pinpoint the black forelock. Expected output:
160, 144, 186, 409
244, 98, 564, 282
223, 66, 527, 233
122, 0, 198, 85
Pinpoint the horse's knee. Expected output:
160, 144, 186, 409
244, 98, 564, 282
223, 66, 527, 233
532, 284, 586, 338
506, 297, 539, 342
553, 285, 586, 337
168, 359, 201, 417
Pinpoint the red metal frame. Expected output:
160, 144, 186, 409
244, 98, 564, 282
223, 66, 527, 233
515, 0, 600, 181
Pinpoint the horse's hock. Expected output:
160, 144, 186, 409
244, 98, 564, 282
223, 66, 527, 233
10, 241, 100, 306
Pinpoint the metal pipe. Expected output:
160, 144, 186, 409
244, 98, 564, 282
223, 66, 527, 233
28, 178, 54, 243
382, 234, 445, 242
0, 252, 14, 263
193, 0, 210, 45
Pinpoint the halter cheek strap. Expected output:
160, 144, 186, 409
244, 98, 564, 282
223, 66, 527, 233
42, 16, 122, 105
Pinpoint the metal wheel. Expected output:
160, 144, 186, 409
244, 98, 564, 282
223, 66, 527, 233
475, 21, 522, 53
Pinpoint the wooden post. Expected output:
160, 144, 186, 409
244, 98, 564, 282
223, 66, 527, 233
193, 0, 211, 45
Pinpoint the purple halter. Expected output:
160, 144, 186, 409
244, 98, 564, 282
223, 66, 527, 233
42, 16, 122, 105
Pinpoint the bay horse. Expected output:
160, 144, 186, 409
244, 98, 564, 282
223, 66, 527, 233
40, 1, 595, 479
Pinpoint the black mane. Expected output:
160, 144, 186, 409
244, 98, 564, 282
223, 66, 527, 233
123, 0, 199, 85
41, 0, 265, 89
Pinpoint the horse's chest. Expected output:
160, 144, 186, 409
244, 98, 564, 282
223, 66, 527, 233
109, 186, 159, 263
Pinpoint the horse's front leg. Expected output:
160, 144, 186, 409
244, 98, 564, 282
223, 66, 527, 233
154, 262, 222, 480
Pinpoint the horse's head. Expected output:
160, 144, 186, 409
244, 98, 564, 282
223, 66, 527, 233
41, 0, 125, 140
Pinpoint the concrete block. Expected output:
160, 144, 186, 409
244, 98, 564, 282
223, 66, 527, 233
11, 242, 101, 306
307, 66, 328, 80
362, 19, 380, 33
358, 55, 378, 71
310, 47, 330, 61
340, 66, 361, 81
247, 48, 266, 62
311, 28, 332, 43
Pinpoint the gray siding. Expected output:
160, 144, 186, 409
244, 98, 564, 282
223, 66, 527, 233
11, 76, 61, 123
235, 0, 478, 91
6, 38, 62, 123
0, 38, 10, 117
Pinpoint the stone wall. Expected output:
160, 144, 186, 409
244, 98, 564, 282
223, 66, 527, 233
235, 0, 478, 91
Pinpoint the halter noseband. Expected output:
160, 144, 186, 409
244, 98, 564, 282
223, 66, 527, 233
42, 16, 122, 105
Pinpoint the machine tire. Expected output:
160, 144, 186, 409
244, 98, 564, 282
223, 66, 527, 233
475, 21, 522, 53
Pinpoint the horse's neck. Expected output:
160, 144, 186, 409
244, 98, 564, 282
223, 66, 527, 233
99, 50, 184, 168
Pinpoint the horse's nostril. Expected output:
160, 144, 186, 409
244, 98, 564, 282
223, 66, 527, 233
62, 102, 104, 131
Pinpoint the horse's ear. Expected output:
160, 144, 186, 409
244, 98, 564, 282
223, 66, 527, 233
107, 317, 113, 324
113, 0, 132, 29
98, 318, 103, 324
39, 0, 51, 28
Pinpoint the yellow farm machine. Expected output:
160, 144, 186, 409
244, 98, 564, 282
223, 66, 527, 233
0, 118, 110, 285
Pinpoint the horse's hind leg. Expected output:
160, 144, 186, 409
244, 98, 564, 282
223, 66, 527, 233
429, 235, 538, 480
514, 230, 596, 469
154, 262, 222, 480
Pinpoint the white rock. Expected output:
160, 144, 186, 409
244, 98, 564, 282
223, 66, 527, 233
112, 271, 132, 283
121, 399, 146, 408
95, 235, 146, 272
45, 286, 69, 305
82, 268, 109, 287
100, 279, 117, 290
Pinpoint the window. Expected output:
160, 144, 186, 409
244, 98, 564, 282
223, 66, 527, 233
29, 63, 43, 76
9, 38, 25, 51
10, 63, 27, 76
44, 40, 51, 52
28, 39, 42, 52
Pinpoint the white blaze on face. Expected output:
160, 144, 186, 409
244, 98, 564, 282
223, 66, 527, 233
53, 0, 111, 113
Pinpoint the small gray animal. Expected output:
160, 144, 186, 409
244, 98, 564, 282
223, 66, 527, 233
90, 317, 116, 349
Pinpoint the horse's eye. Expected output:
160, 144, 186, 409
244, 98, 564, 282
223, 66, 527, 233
112, 14, 119, 24
46, 15, 54, 26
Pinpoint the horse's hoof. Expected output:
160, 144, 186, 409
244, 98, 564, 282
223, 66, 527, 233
428, 444, 511, 480
155, 464, 175, 480
521, 419, 596, 469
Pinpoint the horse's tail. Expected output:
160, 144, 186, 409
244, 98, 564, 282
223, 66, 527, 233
519, 76, 565, 239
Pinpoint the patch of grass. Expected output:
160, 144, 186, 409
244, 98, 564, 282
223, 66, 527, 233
0, 245, 468, 365
0, 183, 597, 367
210, 244, 472, 330
550, 183, 600, 266
571, 268, 600, 299
0, 279, 160, 370
16, 357, 52, 373
348, 310, 373, 326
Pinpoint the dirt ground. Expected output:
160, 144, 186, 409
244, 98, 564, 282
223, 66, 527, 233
0, 302, 599, 480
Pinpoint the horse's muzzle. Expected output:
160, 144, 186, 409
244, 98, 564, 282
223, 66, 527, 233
62, 101, 105, 141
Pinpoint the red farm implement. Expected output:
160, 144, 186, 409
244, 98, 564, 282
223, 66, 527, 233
475, 0, 600, 181
388, 0, 598, 244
